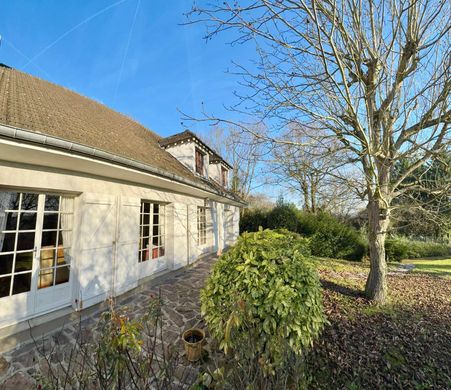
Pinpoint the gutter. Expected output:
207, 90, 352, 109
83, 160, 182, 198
0, 123, 247, 207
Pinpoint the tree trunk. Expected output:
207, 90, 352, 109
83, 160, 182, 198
365, 198, 390, 302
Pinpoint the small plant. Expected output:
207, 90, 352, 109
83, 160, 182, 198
201, 229, 326, 373
34, 292, 188, 389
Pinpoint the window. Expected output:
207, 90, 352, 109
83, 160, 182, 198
195, 148, 205, 176
221, 166, 228, 187
0, 192, 73, 298
197, 206, 207, 245
39, 195, 73, 289
139, 201, 165, 262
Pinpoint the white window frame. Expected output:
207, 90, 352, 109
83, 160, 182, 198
139, 201, 166, 262
197, 206, 207, 246
0, 191, 74, 299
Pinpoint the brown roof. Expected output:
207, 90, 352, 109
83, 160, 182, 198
158, 129, 197, 147
160, 130, 233, 169
0, 64, 214, 189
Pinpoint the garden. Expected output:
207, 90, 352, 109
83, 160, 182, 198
25, 215, 450, 389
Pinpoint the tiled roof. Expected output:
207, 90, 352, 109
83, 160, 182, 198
0, 64, 240, 202
160, 130, 233, 169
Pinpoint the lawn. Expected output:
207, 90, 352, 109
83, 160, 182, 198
402, 258, 451, 278
304, 257, 451, 389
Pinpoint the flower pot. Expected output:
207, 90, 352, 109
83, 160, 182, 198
182, 328, 205, 362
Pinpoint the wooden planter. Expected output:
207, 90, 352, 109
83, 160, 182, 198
182, 328, 205, 362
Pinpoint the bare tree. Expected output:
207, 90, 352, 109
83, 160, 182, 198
185, 0, 451, 302
270, 124, 362, 214
203, 125, 265, 200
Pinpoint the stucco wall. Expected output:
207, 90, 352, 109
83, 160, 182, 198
0, 160, 240, 328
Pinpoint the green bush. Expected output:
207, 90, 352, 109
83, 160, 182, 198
266, 203, 299, 232
307, 214, 368, 261
240, 206, 368, 261
201, 229, 325, 370
240, 208, 268, 233
385, 237, 450, 261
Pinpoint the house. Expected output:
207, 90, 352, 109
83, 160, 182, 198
0, 64, 244, 332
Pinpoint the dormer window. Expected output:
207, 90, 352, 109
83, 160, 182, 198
195, 148, 205, 176
221, 166, 228, 187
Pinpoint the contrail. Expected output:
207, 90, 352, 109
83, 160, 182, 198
22, 0, 128, 70
3, 37, 53, 80
113, 0, 141, 104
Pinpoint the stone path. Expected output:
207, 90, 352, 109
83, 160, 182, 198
0, 254, 217, 389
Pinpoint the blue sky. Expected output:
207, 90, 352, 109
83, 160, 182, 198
0, 0, 253, 138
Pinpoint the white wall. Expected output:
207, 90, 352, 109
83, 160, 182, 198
0, 161, 240, 328
165, 141, 211, 179
165, 142, 195, 172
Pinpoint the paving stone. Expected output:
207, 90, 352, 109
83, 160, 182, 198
0, 356, 10, 377
1, 371, 35, 389
0, 254, 218, 388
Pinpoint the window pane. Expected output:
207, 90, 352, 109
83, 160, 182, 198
38, 268, 54, 289
15, 252, 33, 272
142, 202, 150, 214
59, 231, 71, 248
142, 213, 150, 226
141, 237, 149, 251
40, 248, 56, 269
21, 193, 38, 211
12, 273, 31, 294
0, 192, 20, 211
0, 253, 14, 275
60, 197, 73, 212
0, 276, 11, 297
17, 232, 35, 251
18, 212, 37, 231
0, 232, 16, 252
153, 204, 159, 214
142, 225, 150, 238
41, 231, 57, 247
44, 195, 60, 211
4, 211, 18, 231
59, 214, 72, 230
55, 266, 70, 285
56, 247, 69, 266
43, 213, 59, 230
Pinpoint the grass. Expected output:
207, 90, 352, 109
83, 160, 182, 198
402, 257, 451, 278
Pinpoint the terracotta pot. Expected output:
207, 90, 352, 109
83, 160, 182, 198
182, 328, 205, 362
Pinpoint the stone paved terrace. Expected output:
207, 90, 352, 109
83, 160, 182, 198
0, 254, 217, 389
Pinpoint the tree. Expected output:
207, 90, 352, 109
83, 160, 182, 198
185, 0, 451, 302
270, 124, 361, 215
391, 153, 451, 241
202, 125, 265, 200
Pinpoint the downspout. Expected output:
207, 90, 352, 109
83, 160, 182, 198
186, 204, 190, 265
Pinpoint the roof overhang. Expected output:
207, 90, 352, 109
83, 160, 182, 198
0, 124, 246, 207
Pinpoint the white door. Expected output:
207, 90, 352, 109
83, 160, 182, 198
0, 191, 74, 327
34, 194, 74, 314
138, 201, 167, 279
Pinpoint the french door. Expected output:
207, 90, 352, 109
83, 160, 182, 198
0, 191, 74, 324
138, 201, 167, 279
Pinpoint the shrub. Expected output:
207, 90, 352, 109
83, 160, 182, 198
240, 208, 268, 233
201, 229, 325, 371
266, 203, 299, 232
240, 206, 368, 261
309, 220, 368, 261
385, 237, 451, 261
